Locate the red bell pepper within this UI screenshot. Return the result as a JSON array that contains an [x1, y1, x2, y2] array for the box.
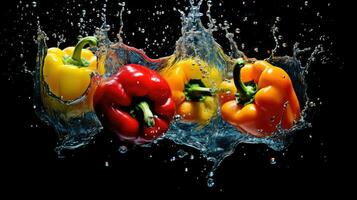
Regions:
[[93, 64, 176, 144]]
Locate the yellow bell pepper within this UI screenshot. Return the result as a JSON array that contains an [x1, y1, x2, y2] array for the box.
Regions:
[[160, 58, 223, 125], [41, 36, 105, 118], [43, 36, 104, 101]]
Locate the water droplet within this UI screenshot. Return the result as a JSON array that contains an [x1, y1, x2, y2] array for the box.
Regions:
[[207, 157, 216, 163], [223, 20, 229, 26], [174, 115, 182, 121], [118, 145, 128, 154], [283, 102, 288, 108], [270, 116, 276, 122], [177, 149, 188, 158], [190, 154, 195, 160], [270, 157, 277, 165], [207, 178, 215, 187], [309, 101, 316, 107], [241, 43, 245, 49]]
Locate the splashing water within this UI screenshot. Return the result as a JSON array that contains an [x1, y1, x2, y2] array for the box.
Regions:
[[33, 0, 324, 184], [159, 0, 315, 176]]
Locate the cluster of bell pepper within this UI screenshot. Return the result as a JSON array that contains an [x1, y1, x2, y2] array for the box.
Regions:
[[43, 36, 176, 144], [42, 36, 301, 144]]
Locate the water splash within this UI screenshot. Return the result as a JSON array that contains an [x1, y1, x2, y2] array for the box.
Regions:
[[117, 2, 126, 43], [32, 0, 325, 185], [173, 0, 230, 75], [159, 1, 322, 184]]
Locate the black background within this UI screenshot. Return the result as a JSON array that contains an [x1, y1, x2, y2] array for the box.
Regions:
[[1, 0, 344, 194]]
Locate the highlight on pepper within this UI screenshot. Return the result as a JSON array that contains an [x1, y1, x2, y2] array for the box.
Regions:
[[219, 58, 301, 137]]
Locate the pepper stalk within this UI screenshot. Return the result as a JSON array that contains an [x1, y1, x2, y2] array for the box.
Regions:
[[184, 79, 213, 101], [233, 58, 257, 105], [64, 36, 98, 67], [137, 101, 155, 127]]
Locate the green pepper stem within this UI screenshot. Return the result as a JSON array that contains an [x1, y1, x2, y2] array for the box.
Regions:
[[233, 58, 257, 105], [186, 84, 212, 94], [67, 36, 97, 67], [137, 101, 155, 127], [184, 80, 213, 102]]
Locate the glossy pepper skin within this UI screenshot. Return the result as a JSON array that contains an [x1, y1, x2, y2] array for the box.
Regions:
[[219, 58, 300, 137], [160, 58, 223, 125], [43, 36, 105, 102], [93, 64, 176, 144]]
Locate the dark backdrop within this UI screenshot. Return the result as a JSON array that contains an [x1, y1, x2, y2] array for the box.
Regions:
[[1, 0, 343, 194]]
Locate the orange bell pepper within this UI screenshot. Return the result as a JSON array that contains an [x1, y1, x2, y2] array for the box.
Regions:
[[219, 58, 300, 137]]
